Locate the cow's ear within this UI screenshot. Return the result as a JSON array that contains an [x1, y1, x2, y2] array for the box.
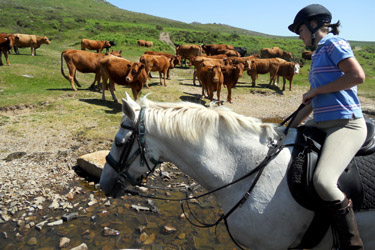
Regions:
[[119, 50, 122, 54], [127, 64, 132, 68], [139, 64, 145, 69]]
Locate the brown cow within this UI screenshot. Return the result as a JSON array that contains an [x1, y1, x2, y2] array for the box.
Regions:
[[260, 47, 293, 61], [247, 58, 282, 86], [137, 40, 146, 46], [144, 41, 153, 47], [196, 62, 224, 105], [13, 34, 50, 56], [201, 44, 235, 56], [139, 54, 174, 87], [0, 33, 15, 66], [100, 56, 148, 102], [81, 39, 111, 53], [190, 55, 227, 86], [222, 62, 245, 103], [175, 44, 202, 67], [302, 51, 313, 60], [276, 61, 300, 91], [229, 55, 259, 70], [144, 51, 181, 78], [61, 49, 122, 91]]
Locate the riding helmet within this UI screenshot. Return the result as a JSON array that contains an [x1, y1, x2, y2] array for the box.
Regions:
[[288, 4, 332, 34]]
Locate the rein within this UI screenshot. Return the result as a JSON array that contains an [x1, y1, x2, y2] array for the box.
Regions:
[[106, 104, 304, 250]]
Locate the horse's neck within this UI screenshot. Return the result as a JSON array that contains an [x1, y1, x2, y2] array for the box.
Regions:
[[149, 130, 271, 192]]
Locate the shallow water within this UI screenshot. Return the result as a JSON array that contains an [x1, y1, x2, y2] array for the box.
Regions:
[[0, 165, 238, 250]]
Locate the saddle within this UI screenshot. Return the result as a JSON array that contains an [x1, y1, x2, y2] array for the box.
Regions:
[[287, 118, 375, 249]]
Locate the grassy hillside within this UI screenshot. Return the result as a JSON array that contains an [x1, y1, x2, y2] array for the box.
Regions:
[[0, 0, 374, 106]]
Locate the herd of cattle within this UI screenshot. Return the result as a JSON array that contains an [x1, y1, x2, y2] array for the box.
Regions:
[[0, 32, 309, 105]]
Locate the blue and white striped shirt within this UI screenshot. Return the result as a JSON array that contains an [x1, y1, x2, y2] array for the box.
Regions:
[[309, 33, 363, 122]]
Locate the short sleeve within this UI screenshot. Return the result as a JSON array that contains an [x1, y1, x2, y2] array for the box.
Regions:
[[327, 38, 354, 66]]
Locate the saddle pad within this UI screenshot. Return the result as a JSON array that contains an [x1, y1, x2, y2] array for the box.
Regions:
[[353, 153, 375, 210], [288, 151, 375, 212]]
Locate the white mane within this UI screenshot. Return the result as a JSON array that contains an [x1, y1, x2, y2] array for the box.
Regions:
[[139, 97, 279, 144]]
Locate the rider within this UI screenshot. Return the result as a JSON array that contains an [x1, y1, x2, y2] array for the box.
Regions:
[[288, 4, 366, 250]]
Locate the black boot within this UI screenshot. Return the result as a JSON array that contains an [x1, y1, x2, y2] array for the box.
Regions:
[[330, 197, 364, 250]]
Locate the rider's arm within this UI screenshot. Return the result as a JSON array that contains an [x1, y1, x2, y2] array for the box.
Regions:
[[290, 102, 313, 128]]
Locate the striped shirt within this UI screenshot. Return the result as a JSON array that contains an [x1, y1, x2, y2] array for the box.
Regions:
[[309, 33, 363, 122]]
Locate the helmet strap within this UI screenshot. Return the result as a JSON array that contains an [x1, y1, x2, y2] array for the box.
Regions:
[[304, 20, 318, 50]]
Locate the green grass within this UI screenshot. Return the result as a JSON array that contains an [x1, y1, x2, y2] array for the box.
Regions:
[[0, 0, 374, 120]]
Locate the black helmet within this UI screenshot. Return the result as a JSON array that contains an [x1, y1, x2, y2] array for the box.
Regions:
[[288, 4, 332, 34]]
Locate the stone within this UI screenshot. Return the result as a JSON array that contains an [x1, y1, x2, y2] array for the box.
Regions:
[[47, 219, 63, 226], [70, 243, 88, 250], [62, 212, 78, 222], [177, 233, 186, 240], [76, 150, 109, 178], [59, 237, 70, 248], [35, 220, 48, 231], [103, 226, 120, 236], [27, 237, 38, 246], [162, 225, 176, 234]]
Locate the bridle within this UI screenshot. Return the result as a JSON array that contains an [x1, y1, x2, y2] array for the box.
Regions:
[[105, 108, 161, 196]]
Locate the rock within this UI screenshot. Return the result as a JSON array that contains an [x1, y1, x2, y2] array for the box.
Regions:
[[47, 219, 63, 226], [131, 204, 150, 212], [3, 152, 27, 162], [144, 233, 155, 244], [70, 243, 88, 250], [35, 220, 48, 231], [62, 212, 78, 222], [177, 233, 186, 240], [139, 232, 155, 244], [0, 213, 11, 222], [76, 150, 109, 178], [162, 225, 176, 234], [59, 237, 70, 248], [103, 226, 120, 236], [48, 199, 60, 209], [27, 237, 38, 246]]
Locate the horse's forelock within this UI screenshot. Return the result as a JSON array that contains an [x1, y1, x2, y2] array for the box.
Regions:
[[139, 97, 277, 143]]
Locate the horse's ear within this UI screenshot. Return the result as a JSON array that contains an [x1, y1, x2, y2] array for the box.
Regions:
[[122, 92, 139, 121], [122, 98, 135, 121]]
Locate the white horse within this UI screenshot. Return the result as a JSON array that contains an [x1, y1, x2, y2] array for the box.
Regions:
[[99, 94, 375, 250]]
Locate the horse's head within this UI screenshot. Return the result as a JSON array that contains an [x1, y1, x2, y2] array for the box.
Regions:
[[100, 93, 160, 197]]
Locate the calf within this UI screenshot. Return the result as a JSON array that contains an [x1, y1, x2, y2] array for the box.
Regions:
[[190, 55, 227, 86], [0, 33, 15, 66], [276, 62, 300, 91], [139, 54, 174, 87], [247, 58, 281, 86], [13, 34, 50, 56], [100, 56, 148, 102], [61, 49, 122, 91], [197, 62, 224, 105], [144, 51, 181, 78], [81, 39, 111, 53], [222, 63, 245, 103]]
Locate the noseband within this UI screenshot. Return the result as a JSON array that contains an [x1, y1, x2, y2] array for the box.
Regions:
[[105, 108, 161, 193]]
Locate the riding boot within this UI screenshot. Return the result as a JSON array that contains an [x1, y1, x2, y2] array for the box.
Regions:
[[329, 197, 364, 250]]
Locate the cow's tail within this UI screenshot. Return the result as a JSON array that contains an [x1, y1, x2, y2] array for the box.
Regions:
[[61, 51, 69, 80]]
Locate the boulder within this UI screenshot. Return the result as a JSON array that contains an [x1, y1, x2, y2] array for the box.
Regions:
[[77, 150, 109, 178]]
